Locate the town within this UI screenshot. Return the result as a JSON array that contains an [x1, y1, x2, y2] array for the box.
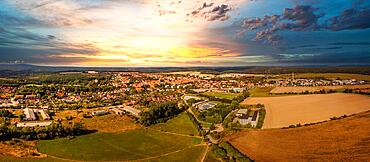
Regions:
[[0, 71, 369, 161], [0, 71, 368, 129]]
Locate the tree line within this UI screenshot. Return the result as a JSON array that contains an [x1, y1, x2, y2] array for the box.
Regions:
[[0, 122, 89, 141]]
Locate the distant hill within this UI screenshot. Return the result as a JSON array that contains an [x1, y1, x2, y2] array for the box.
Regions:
[[0, 63, 369, 77]]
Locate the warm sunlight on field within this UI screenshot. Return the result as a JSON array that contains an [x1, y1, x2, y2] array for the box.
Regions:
[[243, 93, 370, 128], [227, 111, 370, 161]]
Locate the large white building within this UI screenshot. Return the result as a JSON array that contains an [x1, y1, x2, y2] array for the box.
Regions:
[[23, 108, 36, 121]]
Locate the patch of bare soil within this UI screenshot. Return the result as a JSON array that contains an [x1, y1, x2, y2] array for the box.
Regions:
[[0, 140, 46, 158], [82, 114, 141, 133]]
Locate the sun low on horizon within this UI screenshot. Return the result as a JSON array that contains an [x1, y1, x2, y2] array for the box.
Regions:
[[0, 0, 370, 66]]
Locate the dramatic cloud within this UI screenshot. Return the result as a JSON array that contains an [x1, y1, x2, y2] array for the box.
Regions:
[[239, 1, 370, 45], [281, 5, 321, 31], [0, 0, 369, 66], [240, 5, 322, 44], [326, 8, 370, 31], [188, 3, 232, 21]]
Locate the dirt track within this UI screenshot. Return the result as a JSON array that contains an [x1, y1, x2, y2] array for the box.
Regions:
[[243, 93, 370, 128]]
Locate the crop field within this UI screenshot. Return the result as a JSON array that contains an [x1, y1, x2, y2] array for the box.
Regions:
[[227, 111, 370, 161], [151, 112, 199, 135], [37, 128, 202, 161], [82, 114, 140, 133], [270, 84, 370, 94], [203, 92, 239, 100], [242, 93, 370, 128], [0, 146, 207, 162], [153, 145, 207, 162], [277, 73, 370, 81], [248, 87, 278, 97]]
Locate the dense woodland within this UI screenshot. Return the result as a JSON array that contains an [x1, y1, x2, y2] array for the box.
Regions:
[[139, 101, 183, 126]]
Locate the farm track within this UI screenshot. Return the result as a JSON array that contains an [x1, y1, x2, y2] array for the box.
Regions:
[[146, 127, 203, 138], [200, 145, 209, 162]]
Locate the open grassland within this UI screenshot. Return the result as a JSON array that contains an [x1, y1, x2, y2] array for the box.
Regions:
[[203, 92, 239, 100], [151, 112, 199, 135], [242, 93, 370, 128], [151, 145, 207, 162], [54, 109, 140, 133], [227, 111, 370, 161], [0, 146, 207, 162], [37, 128, 202, 161], [0, 146, 206, 162], [271, 84, 370, 94], [82, 114, 140, 133], [278, 73, 370, 81], [248, 87, 278, 97]]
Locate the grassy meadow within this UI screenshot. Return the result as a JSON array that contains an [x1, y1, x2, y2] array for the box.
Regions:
[[151, 145, 207, 162], [203, 92, 239, 100], [37, 128, 201, 161], [248, 87, 275, 97], [150, 112, 199, 135]]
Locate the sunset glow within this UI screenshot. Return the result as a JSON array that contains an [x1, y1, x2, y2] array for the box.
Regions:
[[1, 0, 369, 66]]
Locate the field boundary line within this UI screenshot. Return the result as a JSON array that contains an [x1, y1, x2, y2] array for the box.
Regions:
[[46, 154, 84, 162], [200, 145, 209, 162], [146, 127, 203, 139]]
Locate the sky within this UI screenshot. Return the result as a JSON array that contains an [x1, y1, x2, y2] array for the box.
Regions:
[[0, 0, 370, 67]]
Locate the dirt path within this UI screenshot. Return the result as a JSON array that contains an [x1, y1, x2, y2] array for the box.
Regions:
[[46, 155, 84, 162], [133, 144, 207, 162], [147, 127, 203, 138], [200, 145, 209, 162]]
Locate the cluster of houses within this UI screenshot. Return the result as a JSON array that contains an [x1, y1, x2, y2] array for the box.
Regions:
[[273, 78, 367, 87]]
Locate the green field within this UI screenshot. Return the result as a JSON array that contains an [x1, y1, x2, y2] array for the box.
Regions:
[[37, 128, 202, 161], [204, 92, 239, 100], [151, 112, 199, 136], [248, 87, 297, 97], [0, 146, 206, 162], [278, 73, 370, 81], [248, 87, 275, 97], [200, 121, 213, 129], [151, 145, 207, 162]]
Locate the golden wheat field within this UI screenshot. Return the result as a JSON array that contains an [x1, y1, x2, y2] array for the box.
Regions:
[[270, 84, 370, 94], [242, 93, 370, 128], [227, 111, 370, 162]]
